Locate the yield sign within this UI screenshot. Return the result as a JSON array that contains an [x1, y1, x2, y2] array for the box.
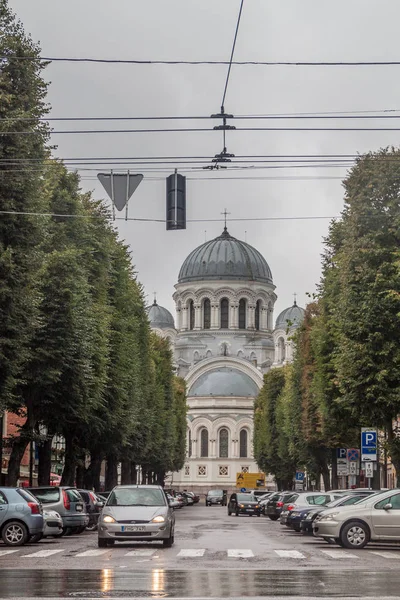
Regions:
[[97, 173, 143, 211]]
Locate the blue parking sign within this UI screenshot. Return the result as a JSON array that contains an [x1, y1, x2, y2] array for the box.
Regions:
[[295, 471, 305, 482], [361, 428, 377, 461]]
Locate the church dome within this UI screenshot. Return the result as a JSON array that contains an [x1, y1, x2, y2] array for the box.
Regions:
[[275, 302, 305, 330], [178, 227, 273, 284], [146, 300, 175, 330], [188, 367, 260, 397]]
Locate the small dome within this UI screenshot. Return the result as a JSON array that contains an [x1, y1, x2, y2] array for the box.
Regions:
[[188, 367, 259, 397], [146, 300, 175, 330], [178, 228, 273, 284], [275, 302, 305, 330]]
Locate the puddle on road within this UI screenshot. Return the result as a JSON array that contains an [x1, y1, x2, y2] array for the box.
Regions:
[[1, 569, 400, 597]]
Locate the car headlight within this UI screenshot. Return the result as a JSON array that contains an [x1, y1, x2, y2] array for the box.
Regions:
[[239, 504, 245, 508], [103, 515, 116, 523], [302, 512, 309, 518], [320, 512, 339, 521], [152, 515, 165, 523], [255, 505, 260, 509]]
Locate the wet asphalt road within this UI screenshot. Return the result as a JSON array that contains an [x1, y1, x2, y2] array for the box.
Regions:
[[1, 503, 400, 598]]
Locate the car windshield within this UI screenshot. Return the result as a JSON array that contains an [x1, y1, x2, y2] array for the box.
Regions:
[[107, 488, 166, 507], [237, 494, 256, 502], [208, 490, 223, 496]]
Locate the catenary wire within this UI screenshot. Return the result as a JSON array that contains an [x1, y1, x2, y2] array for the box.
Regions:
[[5, 127, 400, 135], [221, 0, 244, 109]]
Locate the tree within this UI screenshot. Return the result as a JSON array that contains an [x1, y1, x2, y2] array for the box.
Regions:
[[327, 149, 400, 484]]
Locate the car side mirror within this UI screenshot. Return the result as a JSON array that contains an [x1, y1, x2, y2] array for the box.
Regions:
[[384, 503, 393, 510], [95, 501, 104, 508]]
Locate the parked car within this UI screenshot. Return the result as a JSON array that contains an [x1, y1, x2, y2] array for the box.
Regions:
[[266, 492, 297, 521], [175, 493, 188, 506], [28, 486, 88, 536], [31, 509, 64, 542], [280, 492, 340, 529], [166, 494, 181, 510], [313, 489, 400, 549], [206, 489, 225, 506], [0, 487, 44, 546], [97, 491, 112, 503], [183, 491, 200, 503], [78, 489, 104, 531], [227, 492, 261, 517], [98, 484, 175, 548], [181, 492, 194, 505], [300, 492, 374, 534], [258, 492, 274, 514]]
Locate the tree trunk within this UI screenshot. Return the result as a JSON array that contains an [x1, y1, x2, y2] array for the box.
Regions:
[[105, 455, 118, 490], [38, 438, 52, 486], [7, 435, 30, 486], [61, 433, 77, 486], [76, 463, 85, 489], [84, 455, 102, 491], [321, 462, 331, 491], [331, 449, 338, 490], [121, 460, 132, 485]]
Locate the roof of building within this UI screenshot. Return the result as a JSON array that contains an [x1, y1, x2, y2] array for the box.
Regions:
[[188, 367, 260, 397], [275, 301, 305, 330], [146, 300, 175, 330], [178, 227, 273, 284]]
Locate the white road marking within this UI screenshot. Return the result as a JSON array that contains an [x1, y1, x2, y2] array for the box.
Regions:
[[22, 549, 65, 558], [275, 550, 306, 559], [321, 550, 358, 559], [0, 550, 19, 557], [75, 549, 109, 557], [124, 549, 157, 557], [227, 549, 254, 558], [370, 551, 400, 559], [177, 549, 205, 557]]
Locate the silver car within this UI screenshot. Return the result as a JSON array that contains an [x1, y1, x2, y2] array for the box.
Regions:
[[98, 485, 175, 548], [0, 487, 44, 546], [313, 489, 400, 549]]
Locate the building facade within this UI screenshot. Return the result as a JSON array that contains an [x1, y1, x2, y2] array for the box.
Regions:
[[147, 227, 304, 490]]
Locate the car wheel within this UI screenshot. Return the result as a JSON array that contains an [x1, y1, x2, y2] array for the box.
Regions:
[[293, 526, 300, 532], [2, 521, 29, 546], [76, 526, 86, 534], [62, 527, 73, 536], [107, 540, 115, 546], [228, 510, 231, 516], [86, 523, 98, 532], [98, 538, 108, 548], [235, 511, 239, 517], [30, 533, 44, 543], [257, 514, 261, 517], [268, 515, 279, 521], [163, 531, 174, 548], [340, 521, 369, 549]]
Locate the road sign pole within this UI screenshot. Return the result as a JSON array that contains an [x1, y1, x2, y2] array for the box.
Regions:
[[125, 170, 130, 221], [110, 169, 115, 221]]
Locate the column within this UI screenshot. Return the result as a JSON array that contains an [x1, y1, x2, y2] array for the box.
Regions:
[[248, 304, 255, 329], [229, 303, 238, 329], [261, 306, 268, 330], [194, 303, 202, 330], [211, 303, 219, 329], [182, 306, 188, 331], [176, 307, 182, 330]]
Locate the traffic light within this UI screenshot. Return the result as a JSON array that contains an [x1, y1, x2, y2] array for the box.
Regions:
[[166, 172, 186, 230]]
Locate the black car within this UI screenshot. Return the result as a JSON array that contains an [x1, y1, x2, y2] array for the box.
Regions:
[[78, 489, 104, 531], [228, 492, 261, 517], [266, 491, 297, 521], [206, 489, 225, 506]]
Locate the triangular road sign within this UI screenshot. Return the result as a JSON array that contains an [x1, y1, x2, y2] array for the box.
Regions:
[[97, 173, 143, 211]]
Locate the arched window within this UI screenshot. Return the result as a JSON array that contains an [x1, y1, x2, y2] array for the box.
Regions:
[[239, 299, 246, 329], [200, 428, 209, 458], [220, 298, 229, 329], [203, 298, 211, 329], [240, 429, 248, 458], [189, 300, 195, 330], [255, 300, 261, 331], [219, 428, 229, 458], [278, 337, 286, 362], [188, 429, 192, 457]]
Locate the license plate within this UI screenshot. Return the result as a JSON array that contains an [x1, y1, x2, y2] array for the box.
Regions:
[[76, 504, 83, 511], [121, 526, 145, 532], [246, 509, 253, 512]]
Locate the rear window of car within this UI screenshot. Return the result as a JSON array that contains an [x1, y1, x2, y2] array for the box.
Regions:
[[29, 488, 60, 503], [270, 493, 280, 502], [78, 491, 89, 502], [16, 489, 38, 503], [66, 489, 83, 502], [306, 495, 331, 505], [283, 493, 297, 502]]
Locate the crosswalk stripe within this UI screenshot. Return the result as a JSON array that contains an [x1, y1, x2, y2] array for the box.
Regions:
[[177, 549, 205, 557], [75, 549, 108, 557], [22, 549, 64, 558], [275, 550, 306, 559], [370, 551, 400, 559], [321, 550, 358, 559], [124, 549, 157, 557], [227, 549, 254, 558], [0, 550, 19, 557]]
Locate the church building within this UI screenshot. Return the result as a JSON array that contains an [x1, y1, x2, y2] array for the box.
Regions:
[[146, 227, 304, 490]]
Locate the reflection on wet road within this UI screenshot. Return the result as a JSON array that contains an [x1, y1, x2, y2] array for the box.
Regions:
[[0, 569, 400, 598]]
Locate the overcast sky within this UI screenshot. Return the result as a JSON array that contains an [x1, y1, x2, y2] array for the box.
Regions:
[[8, 0, 400, 318]]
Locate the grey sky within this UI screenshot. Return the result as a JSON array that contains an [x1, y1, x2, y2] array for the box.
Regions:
[[8, 0, 400, 318]]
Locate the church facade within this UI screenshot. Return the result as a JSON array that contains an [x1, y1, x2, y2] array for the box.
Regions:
[[146, 227, 304, 490]]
